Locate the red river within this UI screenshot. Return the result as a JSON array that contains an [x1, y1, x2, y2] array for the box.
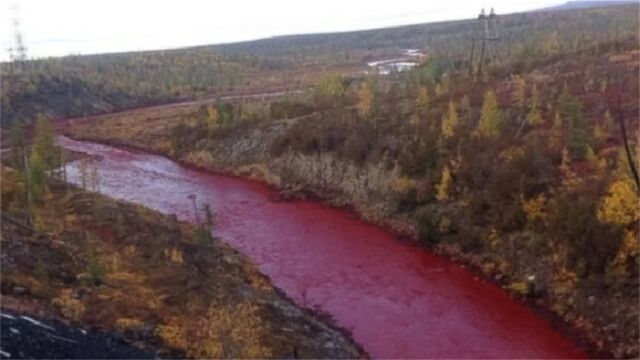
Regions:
[[57, 135, 586, 359]]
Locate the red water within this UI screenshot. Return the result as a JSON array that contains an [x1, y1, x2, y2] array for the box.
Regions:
[[57, 135, 586, 359]]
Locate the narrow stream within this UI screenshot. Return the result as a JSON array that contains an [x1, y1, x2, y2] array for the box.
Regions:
[[57, 135, 586, 359]]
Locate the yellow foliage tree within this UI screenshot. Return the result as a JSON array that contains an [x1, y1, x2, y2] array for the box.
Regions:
[[441, 101, 459, 139], [522, 194, 547, 225], [527, 84, 543, 125], [597, 179, 640, 226], [317, 74, 344, 99], [511, 75, 526, 111], [199, 302, 272, 358], [436, 165, 452, 201], [542, 31, 560, 56], [553, 111, 563, 129], [477, 89, 504, 138], [416, 85, 429, 113], [356, 81, 375, 118], [608, 230, 640, 279], [598, 179, 640, 281], [392, 176, 414, 194]]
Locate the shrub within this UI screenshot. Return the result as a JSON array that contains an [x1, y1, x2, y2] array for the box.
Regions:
[[415, 207, 441, 247], [52, 289, 85, 321], [88, 256, 105, 286]]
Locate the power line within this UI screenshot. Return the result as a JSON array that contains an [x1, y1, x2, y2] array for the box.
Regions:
[[468, 8, 501, 76], [7, 3, 28, 74]]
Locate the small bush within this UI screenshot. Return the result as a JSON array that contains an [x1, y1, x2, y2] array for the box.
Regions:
[[415, 207, 442, 247], [88, 256, 105, 286], [52, 289, 85, 321]]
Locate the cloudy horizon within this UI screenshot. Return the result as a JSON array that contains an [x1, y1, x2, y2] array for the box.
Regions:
[[1, 0, 563, 61]]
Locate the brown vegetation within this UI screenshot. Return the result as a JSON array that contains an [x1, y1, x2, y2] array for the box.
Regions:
[[0, 168, 365, 358], [66, 36, 640, 357]]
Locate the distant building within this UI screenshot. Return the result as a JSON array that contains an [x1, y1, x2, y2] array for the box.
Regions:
[[366, 48, 426, 75]]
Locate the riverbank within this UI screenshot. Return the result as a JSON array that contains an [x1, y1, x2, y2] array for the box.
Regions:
[[0, 167, 366, 358], [62, 128, 609, 358], [62, 86, 638, 358], [54, 134, 594, 358]]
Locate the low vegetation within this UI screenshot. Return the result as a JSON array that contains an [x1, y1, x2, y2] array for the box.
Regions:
[[2, 3, 638, 358], [2, 4, 637, 127], [0, 123, 364, 358], [67, 20, 639, 358]]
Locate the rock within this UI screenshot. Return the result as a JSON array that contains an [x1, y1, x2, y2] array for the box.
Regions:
[[494, 274, 504, 281], [11, 286, 28, 296], [222, 255, 239, 265], [323, 340, 336, 349]]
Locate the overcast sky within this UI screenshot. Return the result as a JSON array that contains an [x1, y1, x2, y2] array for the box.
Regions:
[[0, 0, 563, 61]]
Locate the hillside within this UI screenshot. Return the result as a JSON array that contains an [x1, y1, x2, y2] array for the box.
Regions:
[[1, 4, 638, 127], [2, 3, 639, 357], [0, 166, 365, 358], [65, 32, 640, 357]]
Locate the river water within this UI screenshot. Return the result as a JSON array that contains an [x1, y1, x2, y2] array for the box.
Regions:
[[57, 135, 586, 359]]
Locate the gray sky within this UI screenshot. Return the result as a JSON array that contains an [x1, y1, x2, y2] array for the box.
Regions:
[[1, 0, 562, 61]]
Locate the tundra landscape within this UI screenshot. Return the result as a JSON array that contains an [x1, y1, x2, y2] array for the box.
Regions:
[[1, 1, 639, 359]]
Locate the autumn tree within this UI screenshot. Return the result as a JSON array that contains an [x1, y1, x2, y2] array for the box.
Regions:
[[556, 83, 576, 120], [568, 98, 588, 160], [356, 80, 375, 119], [315, 74, 345, 108], [597, 178, 640, 280], [477, 89, 504, 138], [527, 84, 543, 125], [416, 85, 430, 113], [441, 101, 459, 139], [33, 115, 56, 169], [512, 74, 526, 111], [29, 149, 45, 203], [436, 165, 453, 201]]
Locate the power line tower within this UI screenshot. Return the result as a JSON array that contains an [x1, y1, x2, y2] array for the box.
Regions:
[[7, 3, 28, 74], [468, 8, 501, 76]]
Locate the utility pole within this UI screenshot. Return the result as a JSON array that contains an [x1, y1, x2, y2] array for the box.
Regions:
[[469, 8, 501, 76], [8, 3, 28, 74]]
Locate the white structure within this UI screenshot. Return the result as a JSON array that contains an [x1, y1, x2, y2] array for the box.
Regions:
[[366, 48, 426, 75]]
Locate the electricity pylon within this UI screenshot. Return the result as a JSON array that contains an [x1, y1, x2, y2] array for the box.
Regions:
[[7, 3, 28, 74], [469, 8, 501, 76]]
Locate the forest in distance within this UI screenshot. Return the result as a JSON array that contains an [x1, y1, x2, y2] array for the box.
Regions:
[[1, 1, 639, 359], [1, 3, 638, 127]]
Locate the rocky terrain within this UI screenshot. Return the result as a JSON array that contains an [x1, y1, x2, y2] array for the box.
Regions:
[[0, 310, 154, 359]]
